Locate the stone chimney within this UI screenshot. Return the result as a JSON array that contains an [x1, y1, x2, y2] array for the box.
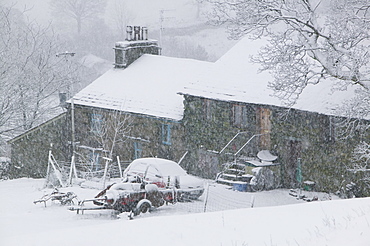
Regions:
[[114, 26, 160, 68]]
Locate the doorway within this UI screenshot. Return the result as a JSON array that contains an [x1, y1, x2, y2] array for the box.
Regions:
[[257, 107, 271, 149], [283, 139, 302, 188]]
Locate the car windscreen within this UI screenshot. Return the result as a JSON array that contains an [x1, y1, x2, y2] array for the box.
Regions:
[[154, 161, 187, 176], [125, 161, 148, 177], [125, 159, 187, 177]]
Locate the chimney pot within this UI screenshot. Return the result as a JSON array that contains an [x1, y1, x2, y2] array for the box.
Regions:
[[115, 26, 160, 68], [126, 26, 133, 41], [134, 26, 141, 40], [141, 27, 148, 40]]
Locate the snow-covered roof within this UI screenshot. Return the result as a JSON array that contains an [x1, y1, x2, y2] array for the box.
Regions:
[[73, 37, 361, 122], [180, 37, 360, 118], [72, 54, 212, 121]]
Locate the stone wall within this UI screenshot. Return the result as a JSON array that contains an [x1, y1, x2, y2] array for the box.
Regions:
[[182, 95, 365, 192], [9, 105, 187, 178], [69, 106, 187, 169], [9, 113, 69, 178], [9, 94, 368, 195]]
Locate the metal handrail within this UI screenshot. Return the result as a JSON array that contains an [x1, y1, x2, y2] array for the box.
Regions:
[[219, 132, 270, 155], [234, 133, 269, 157], [218, 131, 247, 154]]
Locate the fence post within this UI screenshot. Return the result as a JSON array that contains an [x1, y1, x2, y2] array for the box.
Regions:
[[68, 155, 74, 185], [117, 156, 123, 180], [45, 147, 64, 188], [43, 146, 52, 188], [102, 157, 112, 189], [203, 183, 210, 213], [250, 195, 255, 208]]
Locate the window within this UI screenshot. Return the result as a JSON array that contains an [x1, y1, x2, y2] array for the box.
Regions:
[[258, 107, 271, 149], [203, 99, 213, 120], [161, 124, 171, 145], [232, 104, 247, 127], [91, 113, 103, 134], [134, 142, 142, 159], [326, 116, 336, 143]]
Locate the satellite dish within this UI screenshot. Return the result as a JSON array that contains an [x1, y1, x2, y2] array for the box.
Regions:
[[257, 150, 278, 162]]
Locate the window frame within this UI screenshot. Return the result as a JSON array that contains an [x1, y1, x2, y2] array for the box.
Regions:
[[134, 142, 142, 159], [232, 104, 247, 128], [91, 113, 103, 135], [161, 123, 172, 145], [327, 116, 336, 143], [203, 98, 213, 120]]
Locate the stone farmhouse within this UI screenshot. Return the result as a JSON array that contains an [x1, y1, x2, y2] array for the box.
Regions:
[[179, 38, 368, 192], [9, 28, 368, 193], [9, 26, 212, 178]]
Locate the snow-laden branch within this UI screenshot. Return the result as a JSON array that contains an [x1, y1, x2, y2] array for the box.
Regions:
[[207, 0, 370, 98], [207, 1, 370, 167], [353, 141, 370, 163], [0, 5, 80, 136]]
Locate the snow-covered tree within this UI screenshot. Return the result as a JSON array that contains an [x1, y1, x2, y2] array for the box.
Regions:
[[207, 0, 370, 102], [50, 0, 107, 34], [351, 142, 370, 171], [207, 0, 370, 194], [0, 6, 78, 136], [336, 87, 370, 139], [338, 90, 370, 196]]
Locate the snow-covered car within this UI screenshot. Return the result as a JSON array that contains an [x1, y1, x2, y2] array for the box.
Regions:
[[123, 158, 204, 200]]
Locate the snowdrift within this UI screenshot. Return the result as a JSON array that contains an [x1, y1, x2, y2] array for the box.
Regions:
[[0, 178, 369, 246]]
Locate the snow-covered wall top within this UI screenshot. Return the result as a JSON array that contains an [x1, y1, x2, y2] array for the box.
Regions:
[[72, 54, 212, 121], [115, 39, 158, 48], [180, 37, 361, 118]]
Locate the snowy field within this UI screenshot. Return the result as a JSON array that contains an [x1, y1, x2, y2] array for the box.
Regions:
[[1, 178, 370, 246]]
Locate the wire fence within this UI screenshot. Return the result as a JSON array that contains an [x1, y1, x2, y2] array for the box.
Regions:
[[204, 184, 255, 212], [163, 183, 255, 215], [50, 160, 255, 214], [54, 160, 129, 181]]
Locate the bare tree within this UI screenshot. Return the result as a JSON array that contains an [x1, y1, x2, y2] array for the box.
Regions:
[[207, 0, 370, 102], [0, 6, 22, 135], [110, 0, 135, 39], [194, 0, 206, 20], [91, 108, 132, 161], [350, 142, 370, 171], [50, 0, 107, 34], [0, 6, 78, 136]]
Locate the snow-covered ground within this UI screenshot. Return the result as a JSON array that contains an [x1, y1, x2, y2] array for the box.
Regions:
[[1, 178, 369, 246]]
